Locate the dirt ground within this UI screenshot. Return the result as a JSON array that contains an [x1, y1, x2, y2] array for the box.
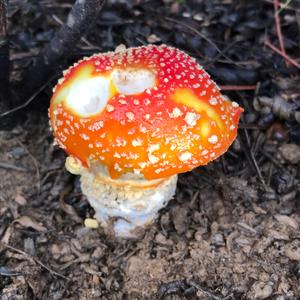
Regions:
[[1, 0, 300, 299]]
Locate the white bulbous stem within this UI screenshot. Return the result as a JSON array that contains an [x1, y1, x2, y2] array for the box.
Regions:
[[65, 157, 177, 237]]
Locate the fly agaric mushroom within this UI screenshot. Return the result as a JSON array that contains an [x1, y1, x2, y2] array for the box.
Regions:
[[49, 44, 243, 237]]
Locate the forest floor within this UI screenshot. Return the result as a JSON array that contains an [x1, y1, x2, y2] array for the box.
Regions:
[[0, 0, 300, 299]]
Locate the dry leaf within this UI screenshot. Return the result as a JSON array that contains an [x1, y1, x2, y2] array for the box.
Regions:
[[1, 226, 12, 244], [285, 245, 300, 261], [14, 194, 27, 206], [274, 214, 298, 230], [13, 216, 47, 232]]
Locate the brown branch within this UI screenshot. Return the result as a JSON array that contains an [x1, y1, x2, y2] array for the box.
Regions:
[[0, 0, 7, 36], [274, 0, 285, 54], [0, 0, 10, 110], [273, 0, 288, 66], [17, 0, 105, 106], [219, 85, 257, 91]]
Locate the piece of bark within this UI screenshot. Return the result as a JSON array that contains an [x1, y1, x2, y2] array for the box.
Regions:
[[18, 0, 105, 105]]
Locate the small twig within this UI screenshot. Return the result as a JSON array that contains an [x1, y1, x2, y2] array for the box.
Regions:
[[265, 40, 300, 69], [0, 162, 31, 172], [0, 0, 10, 110], [0, 241, 68, 280], [205, 40, 241, 66], [164, 16, 236, 64], [0, 75, 54, 118], [187, 280, 233, 300], [238, 124, 263, 130], [243, 128, 268, 191], [277, 0, 295, 14], [16, 139, 41, 191], [0, 266, 25, 277], [273, 0, 287, 63], [40, 169, 61, 186], [259, 150, 285, 171], [219, 85, 257, 91]]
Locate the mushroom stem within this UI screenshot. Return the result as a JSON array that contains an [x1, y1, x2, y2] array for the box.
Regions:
[[66, 157, 177, 237]]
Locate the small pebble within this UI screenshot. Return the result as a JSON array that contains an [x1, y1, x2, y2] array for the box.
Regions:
[[279, 144, 300, 164], [147, 34, 161, 43], [84, 218, 99, 229], [193, 13, 203, 21], [211, 233, 224, 246], [285, 244, 300, 261], [250, 281, 273, 299]]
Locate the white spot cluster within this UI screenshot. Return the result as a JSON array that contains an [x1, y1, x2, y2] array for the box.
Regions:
[[106, 104, 115, 112], [178, 151, 192, 162], [208, 135, 218, 144], [169, 107, 182, 118], [148, 154, 159, 164], [125, 112, 135, 121], [132, 138, 143, 147], [184, 112, 199, 126], [148, 144, 160, 153], [209, 97, 218, 106]]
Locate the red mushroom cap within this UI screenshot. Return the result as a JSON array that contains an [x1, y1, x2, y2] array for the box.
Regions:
[[49, 45, 243, 180]]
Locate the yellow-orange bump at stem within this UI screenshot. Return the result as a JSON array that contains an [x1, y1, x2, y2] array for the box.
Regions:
[[49, 44, 243, 237]]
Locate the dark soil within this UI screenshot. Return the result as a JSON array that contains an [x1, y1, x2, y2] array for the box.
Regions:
[[1, 0, 300, 299]]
